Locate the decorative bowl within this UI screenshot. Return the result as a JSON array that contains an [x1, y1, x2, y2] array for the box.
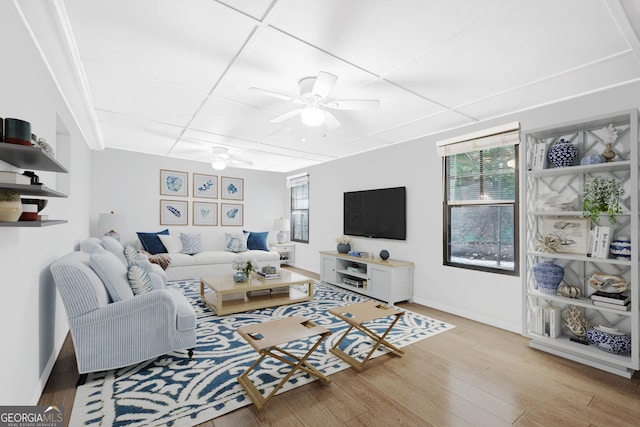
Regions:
[[586, 326, 631, 354]]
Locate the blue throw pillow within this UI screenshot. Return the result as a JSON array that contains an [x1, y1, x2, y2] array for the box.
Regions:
[[225, 232, 249, 253], [244, 230, 270, 251], [180, 233, 202, 255], [136, 229, 169, 254]]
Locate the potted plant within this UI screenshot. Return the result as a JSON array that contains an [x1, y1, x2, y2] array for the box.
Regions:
[[232, 255, 258, 282], [336, 236, 352, 253], [582, 176, 624, 225]]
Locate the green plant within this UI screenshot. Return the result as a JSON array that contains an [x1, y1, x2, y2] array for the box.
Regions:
[[0, 189, 20, 202], [582, 176, 624, 225]]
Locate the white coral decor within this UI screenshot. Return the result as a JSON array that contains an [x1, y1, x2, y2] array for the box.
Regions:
[[603, 123, 618, 144]]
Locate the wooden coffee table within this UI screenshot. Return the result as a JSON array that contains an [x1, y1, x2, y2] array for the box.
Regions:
[[200, 270, 314, 315]]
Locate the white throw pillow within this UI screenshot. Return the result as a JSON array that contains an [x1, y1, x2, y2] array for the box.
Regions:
[[180, 233, 202, 255], [158, 234, 183, 254], [127, 264, 153, 295], [89, 252, 133, 302], [225, 232, 249, 253]]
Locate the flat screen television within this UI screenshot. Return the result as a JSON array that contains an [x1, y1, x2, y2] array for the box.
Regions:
[[343, 186, 406, 240]]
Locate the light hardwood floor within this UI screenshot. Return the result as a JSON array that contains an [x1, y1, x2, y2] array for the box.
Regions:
[[40, 267, 640, 426]]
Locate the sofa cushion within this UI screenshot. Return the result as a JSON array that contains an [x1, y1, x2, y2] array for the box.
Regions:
[[80, 237, 105, 254], [192, 251, 238, 265], [181, 233, 202, 254], [165, 253, 197, 267], [137, 229, 169, 254], [200, 231, 227, 251], [225, 232, 249, 252], [245, 230, 270, 251], [158, 234, 183, 253], [89, 252, 133, 302], [102, 236, 127, 265], [127, 264, 153, 295]]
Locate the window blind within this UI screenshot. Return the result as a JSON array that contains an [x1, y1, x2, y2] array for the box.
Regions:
[[437, 122, 520, 157], [287, 173, 309, 188]]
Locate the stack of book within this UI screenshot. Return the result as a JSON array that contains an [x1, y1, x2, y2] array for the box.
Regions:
[[591, 291, 630, 311], [256, 271, 281, 279], [347, 250, 369, 258]]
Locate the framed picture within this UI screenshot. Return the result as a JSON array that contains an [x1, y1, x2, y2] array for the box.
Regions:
[[193, 173, 218, 198], [160, 169, 188, 197], [160, 199, 188, 225], [221, 176, 244, 200], [542, 217, 590, 255], [221, 203, 243, 226], [193, 202, 217, 226]]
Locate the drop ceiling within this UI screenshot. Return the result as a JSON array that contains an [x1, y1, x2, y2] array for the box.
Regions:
[[17, 0, 640, 172]]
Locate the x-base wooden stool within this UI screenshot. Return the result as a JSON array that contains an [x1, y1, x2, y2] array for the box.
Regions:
[[236, 316, 332, 410], [329, 300, 405, 372]]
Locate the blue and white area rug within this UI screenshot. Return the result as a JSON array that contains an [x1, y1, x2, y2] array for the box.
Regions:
[[70, 280, 455, 426]]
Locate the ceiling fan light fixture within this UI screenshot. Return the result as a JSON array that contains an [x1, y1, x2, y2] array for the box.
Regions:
[[211, 158, 227, 170], [300, 106, 324, 127]]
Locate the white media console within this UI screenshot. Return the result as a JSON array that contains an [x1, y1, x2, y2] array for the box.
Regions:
[[319, 251, 414, 306]]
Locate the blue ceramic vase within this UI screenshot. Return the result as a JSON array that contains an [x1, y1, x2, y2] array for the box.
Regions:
[[548, 138, 578, 168], [233, 271, 247, 282], [337, 243, 350, 254], [610, 237, 631, 260], [532, 261, 564, 294]]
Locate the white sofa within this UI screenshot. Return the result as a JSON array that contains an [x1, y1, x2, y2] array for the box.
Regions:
[[133, 230, 281, 281]]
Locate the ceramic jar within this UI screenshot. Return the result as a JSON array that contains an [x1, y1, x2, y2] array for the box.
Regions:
[[548, 138, 578, 168], [580, 154, 606, 165], [337, 243, 350, 253], [233, 271, 247, 282], [0, 190, 22, 222], [610, 237, 631, 260], [532, 260, 564, 294]]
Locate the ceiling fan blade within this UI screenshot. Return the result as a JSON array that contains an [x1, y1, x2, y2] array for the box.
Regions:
[[269, 108, 303, 123], [249, 87, 303, 104], [323, 110, 341, 129], [325, 99, 380, 110], [229, 158, 253, 167], [312, 72, 338, 99]]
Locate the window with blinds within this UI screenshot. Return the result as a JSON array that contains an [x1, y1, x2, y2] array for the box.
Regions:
[[441, 123, 519, 275], [289, 174, 309, 243]]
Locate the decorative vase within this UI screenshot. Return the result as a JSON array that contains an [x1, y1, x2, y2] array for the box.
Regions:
[[532, 260, 564, 295], [337, 243, 350, 253], [233, 271, 247, 282], [610, 237, 631, 260], [0, 190, 23, 222], [547, 138, 578, 168], [379, 249, 390, 260], [601, 142, 616, 162], [580, 154, 606, 165]]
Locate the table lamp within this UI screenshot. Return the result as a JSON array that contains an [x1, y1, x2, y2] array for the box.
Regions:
[[98, 211, 126, 241], [273, 217, 290, 244]]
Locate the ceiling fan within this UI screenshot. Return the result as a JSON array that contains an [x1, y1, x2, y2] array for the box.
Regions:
[[210, 147, 252, 171], [250, 71, 380, 128]]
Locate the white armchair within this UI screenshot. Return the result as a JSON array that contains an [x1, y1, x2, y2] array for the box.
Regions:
[[50, 251, 196, 374]]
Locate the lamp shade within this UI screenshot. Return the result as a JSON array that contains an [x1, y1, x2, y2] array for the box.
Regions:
[[98, 211, 126, 241], [273, 218, 290, 244]]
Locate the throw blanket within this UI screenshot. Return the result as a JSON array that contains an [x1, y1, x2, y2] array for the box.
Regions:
[[142, 251, 171, 270]]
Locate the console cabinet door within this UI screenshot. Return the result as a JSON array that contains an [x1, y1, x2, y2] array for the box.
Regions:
[[368, 265, 390, 301], [320, 255, 337, 284]]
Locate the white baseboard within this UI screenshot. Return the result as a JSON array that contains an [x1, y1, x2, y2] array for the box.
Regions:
[[32, 328, 69, 404], [411, 296, 521, 334]]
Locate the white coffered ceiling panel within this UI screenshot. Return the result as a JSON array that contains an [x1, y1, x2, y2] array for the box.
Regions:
[[386, 0, 631, 108], [66, 0, 258, 92], [457, 52, 640, 120], [18, 0, 640, 171], [96, 111, 184, 156], [84, 62, 208, 127]]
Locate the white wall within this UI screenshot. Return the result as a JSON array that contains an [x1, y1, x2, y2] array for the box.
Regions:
[[293, 81, 640, 333], [0, 3, 93, 405], [90, 149, 287, 246]]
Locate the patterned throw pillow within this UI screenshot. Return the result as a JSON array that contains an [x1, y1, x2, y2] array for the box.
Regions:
[[127, 264, 153, 295], [123, 245, 139, 265], [225, 232, 249, 252], [180, 233, 202, 255]]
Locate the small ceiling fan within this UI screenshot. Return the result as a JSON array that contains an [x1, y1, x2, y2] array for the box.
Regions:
[[210, 147, 252, 170], [250, 71, 380, 128]]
